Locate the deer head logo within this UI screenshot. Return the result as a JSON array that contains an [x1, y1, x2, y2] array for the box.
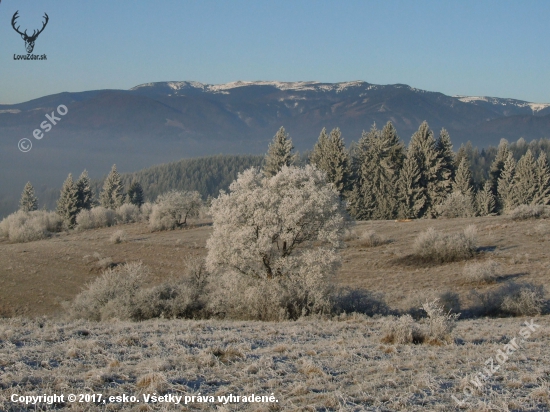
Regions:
[[11, 11, 49, 54]]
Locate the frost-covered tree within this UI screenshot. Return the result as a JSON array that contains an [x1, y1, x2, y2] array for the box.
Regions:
[[534, 152, 550, 205], [100, 164, 124, 210], [497, 151, 518, 213], [408, 121, 442, 217], [513, 149, 538, 206], [149, 190, 202, 231], [76, 170, 94, 212], [476, 181, 496, 216], [434, 129, 455, 206], [19, 182, 38, 212], [309, 128, 352, 196], [396, 150, 425, 219], [57, 174, 79, 227], [489, 140, 510, 211], [453, 157, 474, 197], [206, 165, 345, 281], [264, 127, 295, 177], [127, 181, 144, 207], [348, 122, 404, 220]]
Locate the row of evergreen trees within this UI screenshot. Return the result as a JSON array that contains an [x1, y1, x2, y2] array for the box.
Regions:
[[264, 123, 550, 220], [20, 166, 145, 227], [19, 121, 550, 225]]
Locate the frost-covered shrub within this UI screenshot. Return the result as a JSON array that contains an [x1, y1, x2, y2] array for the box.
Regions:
[[421, 298, 460, 343], [206, 166, 346, 319], [110, 229, 127, 244], [115, 203, 140, 224], [413, 225, 477, 262], [149, 190, 202, 231], [436, 192, 475, 218], [360, 230, 385, 247], [0, 210, 63, 243], [68, 261, 207, 321], [381, 315, 424, 344], [463, 260, 499, 284], [76, 206, 116, 230], [68, 262, 148, 321], [140, 201, 154, 222], [470, 282, 546, 317], [509, 205, 549, 221]]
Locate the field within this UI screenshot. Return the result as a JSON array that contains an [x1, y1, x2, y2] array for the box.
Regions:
[[0, 215, 549, 410]]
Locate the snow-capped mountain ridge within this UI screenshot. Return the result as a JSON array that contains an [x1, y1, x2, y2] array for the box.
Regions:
[[131, 80, 550, 114]]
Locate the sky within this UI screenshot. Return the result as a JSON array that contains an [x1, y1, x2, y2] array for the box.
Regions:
[[1, 0, 550, 104]]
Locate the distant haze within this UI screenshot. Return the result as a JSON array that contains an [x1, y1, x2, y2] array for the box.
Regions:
[[1, 79, 550, 217]]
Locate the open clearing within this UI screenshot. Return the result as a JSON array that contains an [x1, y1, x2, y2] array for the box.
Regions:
[[1, 215, 549, 317], [0, 215, 549, 410]]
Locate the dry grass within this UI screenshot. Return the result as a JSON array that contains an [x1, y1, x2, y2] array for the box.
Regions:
[[1, 213, 550, 410], [0, 315, 548, 411]]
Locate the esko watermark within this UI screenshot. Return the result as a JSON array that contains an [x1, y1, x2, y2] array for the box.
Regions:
[[451, 319, 541, 407], [18, 104, 68, 153]]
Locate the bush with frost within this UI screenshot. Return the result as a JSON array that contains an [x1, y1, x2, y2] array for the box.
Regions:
[[508, 204, 549, 221], [206, 166, 346, 320], [463, 260, 499, 284], [413, 225, 477, 262], [0, 210, 63, 243], [115, 203, 141, 224], [76, 206, 116, 230], [470, 282, 546, 317], [149, 190, 202, 231]]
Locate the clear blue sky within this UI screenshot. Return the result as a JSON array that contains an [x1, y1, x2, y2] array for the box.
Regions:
[[1, 0, 550, 104]]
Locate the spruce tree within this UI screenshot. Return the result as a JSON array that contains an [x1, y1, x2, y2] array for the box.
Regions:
[[57, 174, 79, 227], [434, 128, 455, 206], [127, 181, 145, 207], [309, 128, 351, 196], [264, 126, 295, 177], [497, 151, 517, 213], [534, 151, 550, 205], [476, 181, 496, 216], [396, 150, 425, 219], [76, 170, 93, 212], [19, 182, 38, 212], [100, 164, 125, 209], [408, 121, 442, 217], [348, 122, 404, 220], [453, 157, 474, 197], [489, 140, 510, 211], [513, 149, 538, 206]]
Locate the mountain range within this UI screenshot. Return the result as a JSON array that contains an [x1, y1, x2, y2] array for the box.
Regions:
[[1, 80, 550, 216]]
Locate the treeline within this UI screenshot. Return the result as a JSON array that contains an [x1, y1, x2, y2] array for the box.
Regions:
[[91, 154, 265, 202], [16, 123, 550, 221]]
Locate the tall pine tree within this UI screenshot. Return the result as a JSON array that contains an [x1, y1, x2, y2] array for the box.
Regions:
[[57, 174, 79, 227], [348, 122, 404, 220], [19, 182, 38, 212], [453, 157, 474, 197], [434, 128, 455, 206], [408, 121, 442, 217], [476, 181, 496, 216], [396, 150, 425, 219], [534, 152, 550, 205], [127, 181, 145, 207], [76, 170, 94, 212], [513, 149, 538, 206], [489, 140, 510, 212], [264, 127, 295, 177], [309, 128, 352, 196], [497, 151, 518, 213], [100, 164, 124, 209]]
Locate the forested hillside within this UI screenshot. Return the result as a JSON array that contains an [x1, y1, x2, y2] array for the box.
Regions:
[[92, 154, 265, 202]]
